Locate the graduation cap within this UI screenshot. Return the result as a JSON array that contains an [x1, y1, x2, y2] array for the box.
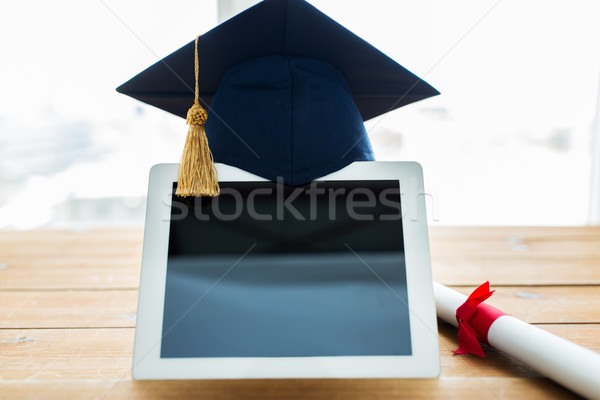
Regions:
[[117, 0, 439, 197]]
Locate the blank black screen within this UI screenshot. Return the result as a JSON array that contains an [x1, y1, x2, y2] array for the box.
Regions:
[[161, 180, 411, 358]]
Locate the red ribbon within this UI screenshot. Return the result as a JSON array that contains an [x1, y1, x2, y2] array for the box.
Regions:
[[454, 281, 508, 357]]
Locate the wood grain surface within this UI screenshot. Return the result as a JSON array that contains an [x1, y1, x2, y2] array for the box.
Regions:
[[0, 227, 598, 399]]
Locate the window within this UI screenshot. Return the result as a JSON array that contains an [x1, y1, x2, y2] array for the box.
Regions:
[[1, 0, 599, 228]]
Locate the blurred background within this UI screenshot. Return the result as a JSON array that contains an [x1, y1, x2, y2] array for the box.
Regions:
[[1, 0, 599, 229]]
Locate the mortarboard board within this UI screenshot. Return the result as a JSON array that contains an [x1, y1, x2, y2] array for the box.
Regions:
[[117, 0, 439, 196]]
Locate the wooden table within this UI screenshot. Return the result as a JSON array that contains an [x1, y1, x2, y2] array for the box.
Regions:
[[1, 227, 598, 399]]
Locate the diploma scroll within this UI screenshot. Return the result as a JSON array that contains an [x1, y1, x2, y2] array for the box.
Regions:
[[434, 281, 600, 400]]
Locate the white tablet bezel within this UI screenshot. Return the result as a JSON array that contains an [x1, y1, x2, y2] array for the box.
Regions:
[[133, 161, 439, 379]]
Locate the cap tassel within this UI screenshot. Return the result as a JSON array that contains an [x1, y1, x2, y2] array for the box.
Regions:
[[176, 36, 220, 197]]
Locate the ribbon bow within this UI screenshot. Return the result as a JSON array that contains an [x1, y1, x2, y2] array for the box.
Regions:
[[454, 281, 499, 357]]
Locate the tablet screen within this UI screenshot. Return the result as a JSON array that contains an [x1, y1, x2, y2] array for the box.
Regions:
[[161, 180, 410, 358]]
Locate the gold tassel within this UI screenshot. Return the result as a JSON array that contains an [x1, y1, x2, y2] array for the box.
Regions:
[[176, 36, 220, 197]]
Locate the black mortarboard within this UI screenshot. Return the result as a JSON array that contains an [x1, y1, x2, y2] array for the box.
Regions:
[[117, 0, 439, 195]]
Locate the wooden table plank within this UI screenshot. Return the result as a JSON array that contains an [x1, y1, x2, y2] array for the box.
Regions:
[[0, 291, 138, 329], [0, 259, 141, 290], [1, 227, 599, 290], [2, 285, 598, 329], [0, 377, 580, 400], [0, 326, 582, 399], [2, 324, 598, 381], [429, 228, 600, 256], [0, 229, 143, 258], [430, 226, 600, 286], [0, 229, 143, 290], [3, 254, 597, 290], [451, 285, 600, 324], [0, 328, 133, 381], [538, 324, 600, 353], [431, 258, 600, 286], [0, 227, 598, 399]]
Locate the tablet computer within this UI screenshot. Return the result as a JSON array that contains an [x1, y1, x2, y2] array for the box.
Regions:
[[133, 161, 439, 379]]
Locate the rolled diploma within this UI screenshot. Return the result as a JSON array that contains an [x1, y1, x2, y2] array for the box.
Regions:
[[433, 281, 600, 400]]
